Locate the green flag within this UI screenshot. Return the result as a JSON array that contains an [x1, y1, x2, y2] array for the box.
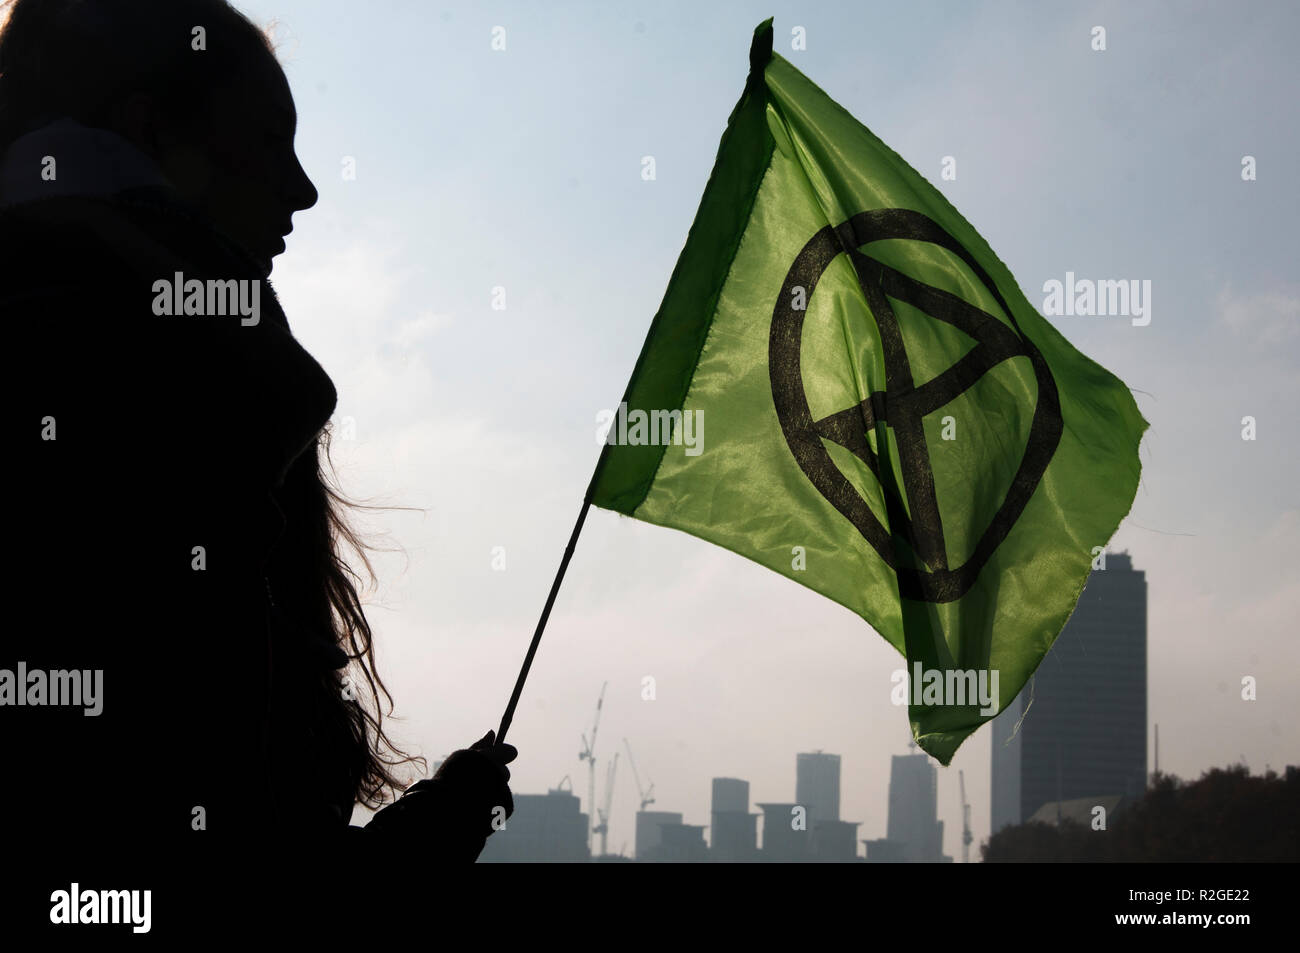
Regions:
[[589, 19, 1146, 764]]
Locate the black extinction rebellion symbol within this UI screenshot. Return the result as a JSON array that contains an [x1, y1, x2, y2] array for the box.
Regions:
[[769, 208, 1063, 604]]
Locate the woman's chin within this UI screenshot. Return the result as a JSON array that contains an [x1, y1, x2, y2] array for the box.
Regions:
[[261, 239, 286, 277]]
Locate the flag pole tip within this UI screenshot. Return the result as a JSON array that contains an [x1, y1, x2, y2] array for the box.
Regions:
[[750, 18, 774, 74]]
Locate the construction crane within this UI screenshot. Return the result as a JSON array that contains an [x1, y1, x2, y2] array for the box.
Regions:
[[578, 682, 607, 852], [593, 752, 619, 858], [959, 769, 972, 864], [624, 738, 655, 811]]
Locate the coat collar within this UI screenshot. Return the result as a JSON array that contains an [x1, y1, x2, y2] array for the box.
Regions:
[[0, 117, 171, 208]]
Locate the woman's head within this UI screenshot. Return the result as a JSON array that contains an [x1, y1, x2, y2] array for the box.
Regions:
[[0, 0, 317, 275], [1, 0, 418, 810]]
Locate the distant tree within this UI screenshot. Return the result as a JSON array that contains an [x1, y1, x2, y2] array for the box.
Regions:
[[981, 765, 1299, 862]]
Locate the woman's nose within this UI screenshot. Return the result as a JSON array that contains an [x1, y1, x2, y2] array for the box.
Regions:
[[288, 154, 318, 212]]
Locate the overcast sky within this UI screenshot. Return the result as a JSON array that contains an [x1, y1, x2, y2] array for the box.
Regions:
[[237, 0, 1299, 858]]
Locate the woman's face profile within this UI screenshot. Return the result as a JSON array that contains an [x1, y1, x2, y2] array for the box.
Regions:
[[156, 43, 319, 277]]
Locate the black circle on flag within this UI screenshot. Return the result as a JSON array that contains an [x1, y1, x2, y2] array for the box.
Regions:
[[769, 208, 1063, 603]]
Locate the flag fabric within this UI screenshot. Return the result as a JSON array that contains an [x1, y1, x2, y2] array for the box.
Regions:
[[588, 19, 1146, 764]]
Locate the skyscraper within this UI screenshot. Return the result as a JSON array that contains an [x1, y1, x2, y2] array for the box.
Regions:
[[477, 788, 590, 862], [796, 751, 841, 823], [648, 822, 709, 862], [710, 778, 757, 861], [756, 802, 810, 861], [635, 810, 683, 861], [885, 752, 950, 862], [991, 550, 1148, 832]]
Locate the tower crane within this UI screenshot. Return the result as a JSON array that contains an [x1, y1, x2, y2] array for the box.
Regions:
[[578, 682, 607, 852], [624, 738, 655, 811], [593, 752, 619, 858], [959, 769, 973, 864]]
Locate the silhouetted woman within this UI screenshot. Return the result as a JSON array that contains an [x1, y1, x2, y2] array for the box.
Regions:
[[1, 0, 514, 881]]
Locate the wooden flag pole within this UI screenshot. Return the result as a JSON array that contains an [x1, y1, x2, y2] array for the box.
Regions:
[[495, 497, 593, 746]]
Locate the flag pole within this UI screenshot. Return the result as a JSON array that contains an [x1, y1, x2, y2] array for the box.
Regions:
[[497, 427, 617, 745], [495, 495, 593, 746]]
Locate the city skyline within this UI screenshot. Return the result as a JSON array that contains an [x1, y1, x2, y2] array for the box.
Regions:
[[485, 548, 1239, 860]]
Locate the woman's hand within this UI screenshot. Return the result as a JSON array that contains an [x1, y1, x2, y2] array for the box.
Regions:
[[430, 729, 516, 823], [466, 730, 518, 780], [362, 730, 518, 861]]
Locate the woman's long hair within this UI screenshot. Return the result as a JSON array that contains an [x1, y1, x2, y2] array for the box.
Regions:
[[281, 424, 426, 809], [0, 0, 423, 809]]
